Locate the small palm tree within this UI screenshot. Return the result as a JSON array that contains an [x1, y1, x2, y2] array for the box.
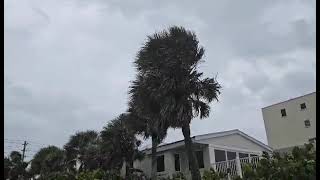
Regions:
[[5, 151, 29, 179], [100, 114, 143, 178], [134, 26, 221, 180], [64, 130, 100, 173], [30, 146, 66, 179]]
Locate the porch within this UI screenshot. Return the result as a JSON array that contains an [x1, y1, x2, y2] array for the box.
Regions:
[[154, 143, 263, 179]]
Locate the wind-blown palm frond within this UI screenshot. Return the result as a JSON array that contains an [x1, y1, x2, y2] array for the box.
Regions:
[[132, 26, 221, 180]]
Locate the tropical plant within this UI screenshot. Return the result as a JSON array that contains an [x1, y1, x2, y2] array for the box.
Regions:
[[77, 169, 123, 180], [134, 26, 221, 180], [64, 130, 100, 173], [202, 168, 226, 180], [238, 143, 316, 180], [29, 146, 66, 179], [4, 151, 29, 180], [4, 156, 12, 179], [171, 172, 187, 180], [100, 114, 144, 178], [128, 74, 169, 180]]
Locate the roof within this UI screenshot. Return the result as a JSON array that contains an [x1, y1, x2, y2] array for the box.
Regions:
[[194, 129, 272, 151], [262, 91, 316, 109], [143, 129, 272, 153]]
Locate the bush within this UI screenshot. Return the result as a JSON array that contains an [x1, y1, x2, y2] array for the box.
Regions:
[[202, 168, 226, 180], [77, 169, 122, 180], [234, 143, 316, 180], [171, 172, 186, 180]]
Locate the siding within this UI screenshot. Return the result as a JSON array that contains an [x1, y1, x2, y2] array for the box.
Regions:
[[262, 92, 316, 150], [197, 134, 268, 152]]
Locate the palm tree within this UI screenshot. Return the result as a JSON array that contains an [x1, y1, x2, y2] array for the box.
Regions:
[[30, 146, 66, 179], [128, 74, 169, 180], [5, 151, 29, 180], [4, 156, 12, 179], [134, 26, 221, 180], [100, 114, 144, 178], [64, 130, 100, 173]]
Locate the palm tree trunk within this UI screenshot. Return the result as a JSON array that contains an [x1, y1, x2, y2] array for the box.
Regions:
[[182, 124, 201, 180], [151, 135, 158, 180]]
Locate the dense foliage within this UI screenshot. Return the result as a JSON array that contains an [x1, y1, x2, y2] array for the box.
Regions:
[[202, 168, 227, 180], [240, 143, 316, 180], [4, 151, 29, 180], [132, 26, 221, 180]]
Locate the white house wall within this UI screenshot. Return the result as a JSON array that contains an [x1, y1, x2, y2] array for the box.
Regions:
[[134, 132, 270, 179], [196, 134, 269, 152]]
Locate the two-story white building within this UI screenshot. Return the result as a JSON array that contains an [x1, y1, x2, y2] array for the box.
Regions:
[[133, 129, 272, 179]]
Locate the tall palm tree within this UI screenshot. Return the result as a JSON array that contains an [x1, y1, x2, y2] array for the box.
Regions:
[[64, 130, 100, 173], [100, 114, 143, 178], [134, 26, 221, 180], [128, 74, 169, 180]]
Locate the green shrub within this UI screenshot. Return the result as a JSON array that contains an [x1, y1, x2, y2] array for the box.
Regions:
[[171, 172, 186, 180], [202, 168, 226, 180], [77, 169, 122, 180]]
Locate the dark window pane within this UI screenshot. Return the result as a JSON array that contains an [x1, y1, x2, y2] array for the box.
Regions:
[[239, 153, 249, 158], [281, 109, 287, 117], [227, 151, 236, 160], [196, 151, 204, 168], [214, 150, 226, 162], [157, 155, 164, 172], [304, 120, 311, 127], [309, 137, 316, 143], [250, 154, 258, 157], [174, 154, 180, 171], [300, 103, 306, 110]]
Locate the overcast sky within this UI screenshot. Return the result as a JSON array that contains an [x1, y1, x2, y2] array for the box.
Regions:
[[4, 0, 315, 159]]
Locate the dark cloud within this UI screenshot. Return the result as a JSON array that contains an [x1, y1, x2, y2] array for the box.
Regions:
[[5, 0, 315, 154]]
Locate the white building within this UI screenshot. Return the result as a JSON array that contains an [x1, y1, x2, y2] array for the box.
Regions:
[[262, 92, 316, 152], [134, 129, 272, 179]]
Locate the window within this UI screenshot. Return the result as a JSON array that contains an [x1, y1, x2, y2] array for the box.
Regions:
[[309, 137, 316, 143], [304, 120, 311, 128], [227, 151, 236, 160], [239, 153, 249, 158], [250, 154, 258, 157], [157, 155, 164, 172], [214, 149, 226, 162], [196, 151, 204, 168], [281, 109, 287, 117], [300, 103, 306, 110], [174, 154, 180, 171]]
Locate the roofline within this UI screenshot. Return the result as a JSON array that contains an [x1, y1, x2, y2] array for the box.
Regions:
[[142, 129, 272, 153], [236, 130, 273, 152], [194, 129, 239, 140], [143, 129, 238, 151], [262, 91, 316, 109], [195, 129, 272, 152]]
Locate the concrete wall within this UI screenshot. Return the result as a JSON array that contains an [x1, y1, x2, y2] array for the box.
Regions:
[[262, 92, 316, 150]]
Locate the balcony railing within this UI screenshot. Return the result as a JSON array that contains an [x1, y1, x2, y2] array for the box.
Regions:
[[212, 156, 261, 178]]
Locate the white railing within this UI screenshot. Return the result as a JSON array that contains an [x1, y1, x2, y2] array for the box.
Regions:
[[212, 156, 261, 178]]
